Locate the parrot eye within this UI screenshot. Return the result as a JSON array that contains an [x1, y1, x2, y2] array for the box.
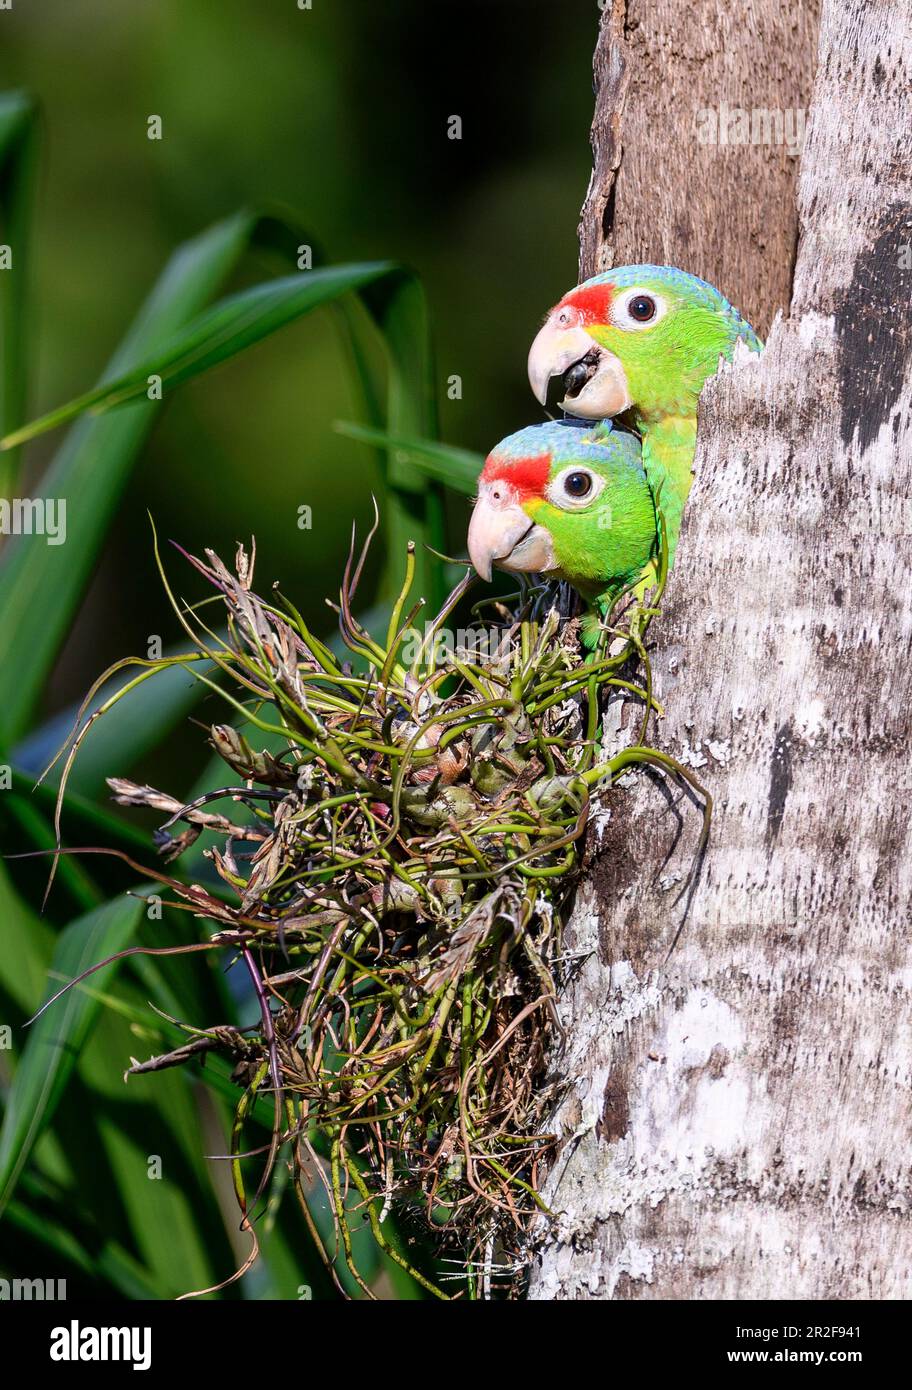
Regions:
[[612, 287, 668, 332], [564, 471, 592, 497], [547, 466, 605, 511]]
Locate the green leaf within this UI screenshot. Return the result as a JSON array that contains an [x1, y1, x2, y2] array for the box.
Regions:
[[5, 1175, 171, 1299], [13, 650, 217, 800], [0, 262, 401, 452], [0, 90, 38, 496], [0, 861, 54, 1015], [0, 890, 147, 1215], [0, 224, 434, 746], [3, 763, 155, 861], [88, 1057, 230, 1297], [0, 210, 281, 746], [0, 212, 256, 746], [336, 420, 482, 496], [1, 793, 102, 913], [358, 272, 446, 608]]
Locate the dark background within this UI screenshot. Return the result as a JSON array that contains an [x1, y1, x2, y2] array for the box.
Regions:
[[2, 0, 597, 736]]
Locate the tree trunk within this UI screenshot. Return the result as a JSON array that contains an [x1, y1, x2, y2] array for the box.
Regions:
[[531, 0, 912, 1301], [580, 0, 821, 333]]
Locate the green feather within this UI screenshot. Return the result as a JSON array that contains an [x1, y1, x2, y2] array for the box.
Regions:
[[482, 420, 657, 649], [565, 265, 762, 572]]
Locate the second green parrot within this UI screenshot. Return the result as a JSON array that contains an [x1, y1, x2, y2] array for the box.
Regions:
[[468, 418, 657, 645]]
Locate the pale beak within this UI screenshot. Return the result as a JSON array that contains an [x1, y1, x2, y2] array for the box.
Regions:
[[468, 489, 556, 581], [527, 318, 632, 418]]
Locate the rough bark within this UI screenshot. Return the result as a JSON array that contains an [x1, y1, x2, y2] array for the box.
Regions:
[[532, 0, 912, 1300], [580, 0, 821, 334]]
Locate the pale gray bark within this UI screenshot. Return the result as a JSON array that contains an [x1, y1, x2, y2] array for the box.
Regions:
[[532, 0, 912, 1300]]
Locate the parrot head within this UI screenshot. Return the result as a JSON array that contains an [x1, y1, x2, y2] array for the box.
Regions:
[[527, 265, 762, 425], [468, 419, 656, 602]]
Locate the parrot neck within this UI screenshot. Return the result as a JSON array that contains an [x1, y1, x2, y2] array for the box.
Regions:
[[639, 411, 698, 462], [637, 413, 699, 564]]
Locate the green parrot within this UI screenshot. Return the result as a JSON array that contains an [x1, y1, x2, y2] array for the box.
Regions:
[[467, 418, 657, 644], [527, 265, 762, 575]]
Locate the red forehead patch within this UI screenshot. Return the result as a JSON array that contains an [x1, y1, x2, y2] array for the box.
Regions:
[[481, 451, 551, 498], [560, 282, 614, 325]]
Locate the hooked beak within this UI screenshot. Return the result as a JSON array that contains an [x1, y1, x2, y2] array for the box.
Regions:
[[527, 318, 632, 418], [468, 487, 556, 582]]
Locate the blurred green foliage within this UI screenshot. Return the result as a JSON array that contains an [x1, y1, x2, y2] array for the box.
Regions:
[[2, 0, 594, 736], [0, 0, 597, 1299]]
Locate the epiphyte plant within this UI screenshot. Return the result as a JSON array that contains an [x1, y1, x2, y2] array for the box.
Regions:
[[39, 511, 707, 1298]]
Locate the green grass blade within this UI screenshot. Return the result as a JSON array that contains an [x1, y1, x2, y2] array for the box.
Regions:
[[358, 272, 445, 608], [335, 421, 482, 496], [0, 239, 432, 746], [85, 1054, 230, 1297], [0, 210, 274, 746], [0, 861, 54, 1014], [13, 651, 216, 800], [0, 889, 147, 1215], [2, 793, 102, 913], [0, 90, 38, 496], [3, 763, 155, 860], [0, 262, 400, 452], [5, 1176, 171, 1298]]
